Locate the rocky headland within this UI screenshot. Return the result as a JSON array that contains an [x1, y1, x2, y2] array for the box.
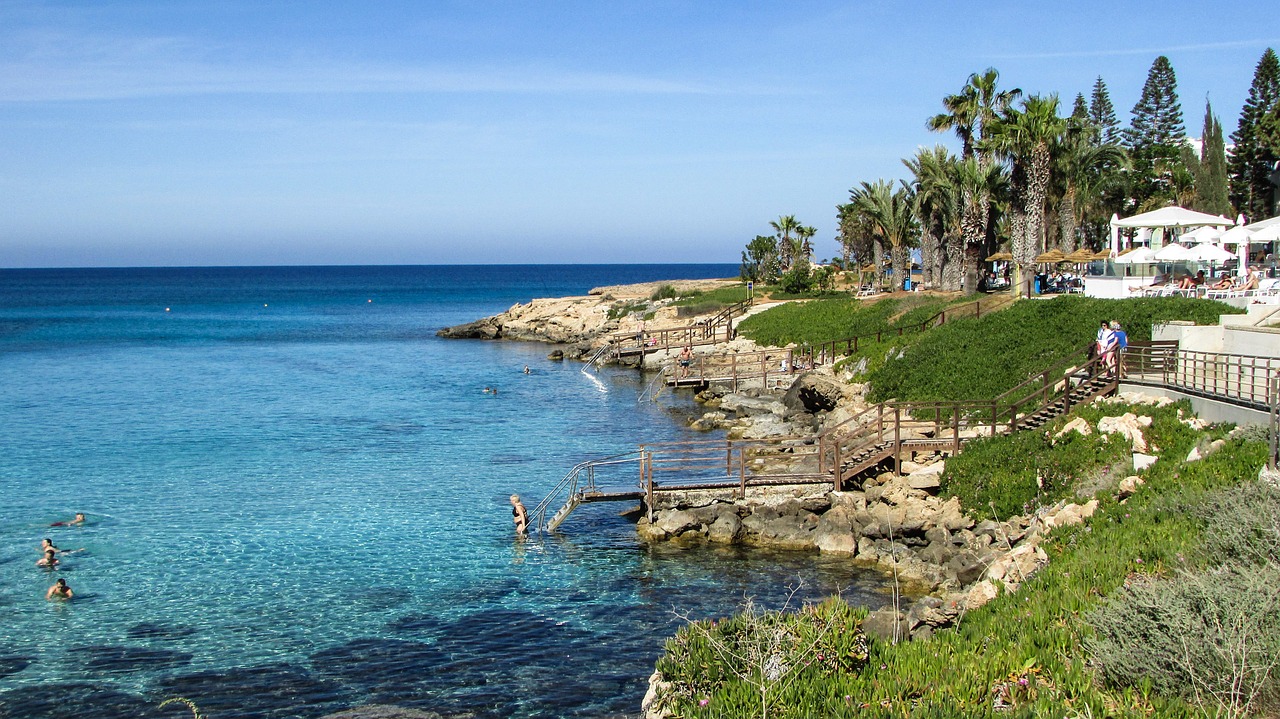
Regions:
[[436, 277, 755, 360]]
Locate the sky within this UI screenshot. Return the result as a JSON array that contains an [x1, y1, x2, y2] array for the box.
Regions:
[[1, 1, 1277, 268]]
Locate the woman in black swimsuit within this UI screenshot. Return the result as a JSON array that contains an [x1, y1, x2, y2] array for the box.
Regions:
[[509, 495, 528, 535]]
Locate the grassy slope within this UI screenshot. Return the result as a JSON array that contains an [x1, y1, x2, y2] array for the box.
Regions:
[[653, 296, 1261, 717], [655, 403, 1268, 718]]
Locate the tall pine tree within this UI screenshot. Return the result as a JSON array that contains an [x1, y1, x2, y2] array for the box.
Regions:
[[1088, 76, 1120, 145], [1228, 48, 1280, 221], [1125, 56, 1186, 208], [1071, 93, 1089, 121], [1193, 101, 1231, 216]]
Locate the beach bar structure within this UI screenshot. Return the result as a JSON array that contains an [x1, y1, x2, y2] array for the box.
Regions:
[[1083, 206, 1276, 299]]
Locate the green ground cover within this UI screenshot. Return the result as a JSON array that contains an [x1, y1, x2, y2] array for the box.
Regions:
[[652, 401, 1274, 718], [866, 296, 1237, 403], [736, 295, 961, 348]]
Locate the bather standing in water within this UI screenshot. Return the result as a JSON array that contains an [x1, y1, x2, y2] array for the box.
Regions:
[[36, 549, 58, 568], [46, 578, 73, 601], [510, 494, 528, 535]]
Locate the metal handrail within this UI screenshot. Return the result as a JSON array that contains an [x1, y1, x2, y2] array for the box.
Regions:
[[530, 450, 642, 532]]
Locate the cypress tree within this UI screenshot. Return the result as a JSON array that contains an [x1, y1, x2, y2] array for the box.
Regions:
[[1088, 76, 1120, 145], [1228, 48, 1280, 220], [1125, 56, 1186, 206], [1194, 101, 1231, 216]]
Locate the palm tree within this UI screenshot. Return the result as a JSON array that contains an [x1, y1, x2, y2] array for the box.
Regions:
[[850, 180, 918, 292], [952, 157, 1007, 294], [930, 68, 1021, 165], [795, 225, 817, 265], [770, 215, 800, 269], [1054, 117, 1127, 252], [904, 146, 961, 290], [988, 94, 1067, 293]]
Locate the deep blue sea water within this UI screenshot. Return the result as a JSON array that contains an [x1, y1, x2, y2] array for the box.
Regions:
[[0, 265, 895, 719]]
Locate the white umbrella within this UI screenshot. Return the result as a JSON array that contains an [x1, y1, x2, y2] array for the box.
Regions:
[[1249, 225, 1280, 243], [1180, 225, 1223, 243], [1186, 243, 1235, 263], [1153, 243, 1191, 261], [1111, 206, 1232, 228], [1113, 247, 1157, 264], [1219, 225, 1254, 244]]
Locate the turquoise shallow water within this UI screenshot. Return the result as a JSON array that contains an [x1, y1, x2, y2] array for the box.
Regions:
[[0, 265, 895, 719]]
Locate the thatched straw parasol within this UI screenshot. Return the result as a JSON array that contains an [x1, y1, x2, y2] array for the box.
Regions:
[[985, 251, 1013, 262]]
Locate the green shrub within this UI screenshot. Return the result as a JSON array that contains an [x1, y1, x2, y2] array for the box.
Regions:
[[651, 284, 681, 301], [1088, 564, 1280, 717], [607, 300, 647, 320], [654, 596, 869, 718]]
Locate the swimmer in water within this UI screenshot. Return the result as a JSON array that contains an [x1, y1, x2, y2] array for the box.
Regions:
[[510, 494, 528, 535], [50, 513, 85, 527], [41, 538, 83, 556], [36, 549, 58, 568], [46, 578, 73, 601], [523, 365, 531, 374]]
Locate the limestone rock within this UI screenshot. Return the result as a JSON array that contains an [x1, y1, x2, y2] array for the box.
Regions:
[[862, 609, 911, 644], [1097, 413, 1152, 453], [706, 512, 744, 544], [1054, 417, 1092, 440], [781, 372, 849, 414], [1117, 475, 1145, 499], [965, 580, 999, 611], [1133, 453, 1158, 471]]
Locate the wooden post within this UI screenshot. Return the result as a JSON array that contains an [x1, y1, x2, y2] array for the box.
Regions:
[[738, 447, 747, 499], [893, 407, 901, 476], [953, 402, 961, 454]]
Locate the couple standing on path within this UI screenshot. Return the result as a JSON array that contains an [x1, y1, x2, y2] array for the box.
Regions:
[[1096, 320, 1127, 377]]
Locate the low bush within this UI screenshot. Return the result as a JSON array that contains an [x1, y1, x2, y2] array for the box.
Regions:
[[651, 284, 681, 301], [655, 596, 869, 718]]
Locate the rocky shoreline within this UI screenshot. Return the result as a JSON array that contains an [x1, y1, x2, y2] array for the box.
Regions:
[[437, 280, 1230, 717]]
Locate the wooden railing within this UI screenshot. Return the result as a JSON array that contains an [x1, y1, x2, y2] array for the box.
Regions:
[[666, 295, 1010, 387], [611, 297, 754, 355], [639, 350, 1118, 496], [667, 349, 802, 391], [804, 296, 1006, 366]]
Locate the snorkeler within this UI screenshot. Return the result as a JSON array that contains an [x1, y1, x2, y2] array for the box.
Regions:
[[50, 513, 85, 527], [46, 578, 73, 601], [510, 494, 528, 535]]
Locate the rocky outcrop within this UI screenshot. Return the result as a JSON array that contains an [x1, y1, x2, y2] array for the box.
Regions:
[[437, 296, 616, 343], [637, 467, 1102, 644]]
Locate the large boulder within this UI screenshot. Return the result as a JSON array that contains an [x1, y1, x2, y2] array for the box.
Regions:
[[782, 372, 850, 414]]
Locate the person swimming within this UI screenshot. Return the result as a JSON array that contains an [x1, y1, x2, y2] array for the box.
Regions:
[[46, 578, 73, 601], [36, 549, 58, 568], [50, 513, 85, 527], [522, 365, 531, 374], [510, 494, 528, 535], [41, 538, 83, 556]]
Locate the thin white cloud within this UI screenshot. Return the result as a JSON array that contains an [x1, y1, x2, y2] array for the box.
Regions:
[[989, 38, 1280, 60], [0, 30, 725, 102]]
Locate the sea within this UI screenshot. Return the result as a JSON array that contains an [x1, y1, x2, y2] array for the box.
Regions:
[[0, 265, 896, 719]]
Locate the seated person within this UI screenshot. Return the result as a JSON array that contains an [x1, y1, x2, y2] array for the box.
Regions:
[[1206, 274, 1234, 290], [1239, 267, 1260, 291]]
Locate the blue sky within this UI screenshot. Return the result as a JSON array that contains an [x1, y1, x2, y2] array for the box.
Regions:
[[1, 1, 1277, 267]]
